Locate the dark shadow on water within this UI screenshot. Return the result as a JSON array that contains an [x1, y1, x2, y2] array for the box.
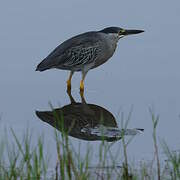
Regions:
[[36, 91, 143, 142]]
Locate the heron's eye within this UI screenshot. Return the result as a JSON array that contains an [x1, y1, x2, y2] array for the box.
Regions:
[[119, 29, 125, 34]]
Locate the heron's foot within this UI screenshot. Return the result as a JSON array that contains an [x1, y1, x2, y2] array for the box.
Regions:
[[66, 86, 71, 96], [80, 90, 86, 103], [80, 80, 84, 93], [80, 89, 84, 97], [66, 79, 71, 91]]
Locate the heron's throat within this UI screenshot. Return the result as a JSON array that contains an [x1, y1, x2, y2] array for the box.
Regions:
[[118, 35, 125, 40], [112, 42, 117, 53]]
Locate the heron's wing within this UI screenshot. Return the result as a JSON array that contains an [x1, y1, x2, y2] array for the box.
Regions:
[[62, 43, 101, 68], [36, 32, 101, 71]]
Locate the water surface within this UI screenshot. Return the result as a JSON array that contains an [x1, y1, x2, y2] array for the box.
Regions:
[[0, 0, 180, 168]]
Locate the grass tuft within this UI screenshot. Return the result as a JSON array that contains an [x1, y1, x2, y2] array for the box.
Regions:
[[0, 108, 179, 179]]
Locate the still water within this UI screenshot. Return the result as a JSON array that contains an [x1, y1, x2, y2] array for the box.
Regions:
[[0, 67, 180, 168], [0, 0, 180, 170]]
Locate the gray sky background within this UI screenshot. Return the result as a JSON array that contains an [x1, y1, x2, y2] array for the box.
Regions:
[[0, 0, 180, 163]]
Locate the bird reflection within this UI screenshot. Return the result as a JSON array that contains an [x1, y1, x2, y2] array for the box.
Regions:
[[36, 91, 143, 142]]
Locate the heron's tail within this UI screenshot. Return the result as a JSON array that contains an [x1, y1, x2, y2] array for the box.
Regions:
[[36, 59, 50, 71]]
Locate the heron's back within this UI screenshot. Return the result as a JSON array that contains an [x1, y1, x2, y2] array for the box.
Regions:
[[36, 31, 104, 71]]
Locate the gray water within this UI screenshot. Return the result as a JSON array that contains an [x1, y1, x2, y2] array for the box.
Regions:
[[0, 0, 180, 168]]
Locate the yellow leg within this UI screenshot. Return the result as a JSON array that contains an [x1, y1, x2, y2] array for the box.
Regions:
[[80, 80, 84, 92], [66, 88, 76, 104], [66, 71, 73, 91], [80, 71, 87, 93]]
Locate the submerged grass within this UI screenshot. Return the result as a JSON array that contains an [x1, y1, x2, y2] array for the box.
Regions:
[[0, 109, 179, 179]]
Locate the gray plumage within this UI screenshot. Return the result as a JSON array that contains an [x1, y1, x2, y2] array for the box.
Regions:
[[36, 27, 143, 72], [36, 31, 114, 72]]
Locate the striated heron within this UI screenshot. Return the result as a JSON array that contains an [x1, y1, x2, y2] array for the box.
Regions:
[[36, 27, 144, 92]]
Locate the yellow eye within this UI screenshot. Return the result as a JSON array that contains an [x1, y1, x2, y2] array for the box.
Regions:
[[118, 29, 125, 35]]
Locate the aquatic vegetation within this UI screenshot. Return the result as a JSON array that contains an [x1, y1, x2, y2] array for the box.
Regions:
[[0, 110, 179, 180]]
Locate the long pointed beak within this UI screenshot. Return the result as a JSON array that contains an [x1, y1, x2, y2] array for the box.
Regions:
[[123, 29, 144, 36]]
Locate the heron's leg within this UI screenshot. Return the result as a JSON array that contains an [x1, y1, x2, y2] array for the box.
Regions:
[[80, 90, 87, 104], [66, 88, 76, 104], [66, 71, 74, 91], [80, 71, 87, 93]]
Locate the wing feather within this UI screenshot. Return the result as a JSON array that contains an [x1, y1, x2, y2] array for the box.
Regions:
[[63, 44, 100, 68]]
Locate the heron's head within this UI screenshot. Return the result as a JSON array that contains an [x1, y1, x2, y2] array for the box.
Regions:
[[100, 27, 144, 41]]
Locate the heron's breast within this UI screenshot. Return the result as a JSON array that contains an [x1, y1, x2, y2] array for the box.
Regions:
[[94, 42, 117, 68]]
